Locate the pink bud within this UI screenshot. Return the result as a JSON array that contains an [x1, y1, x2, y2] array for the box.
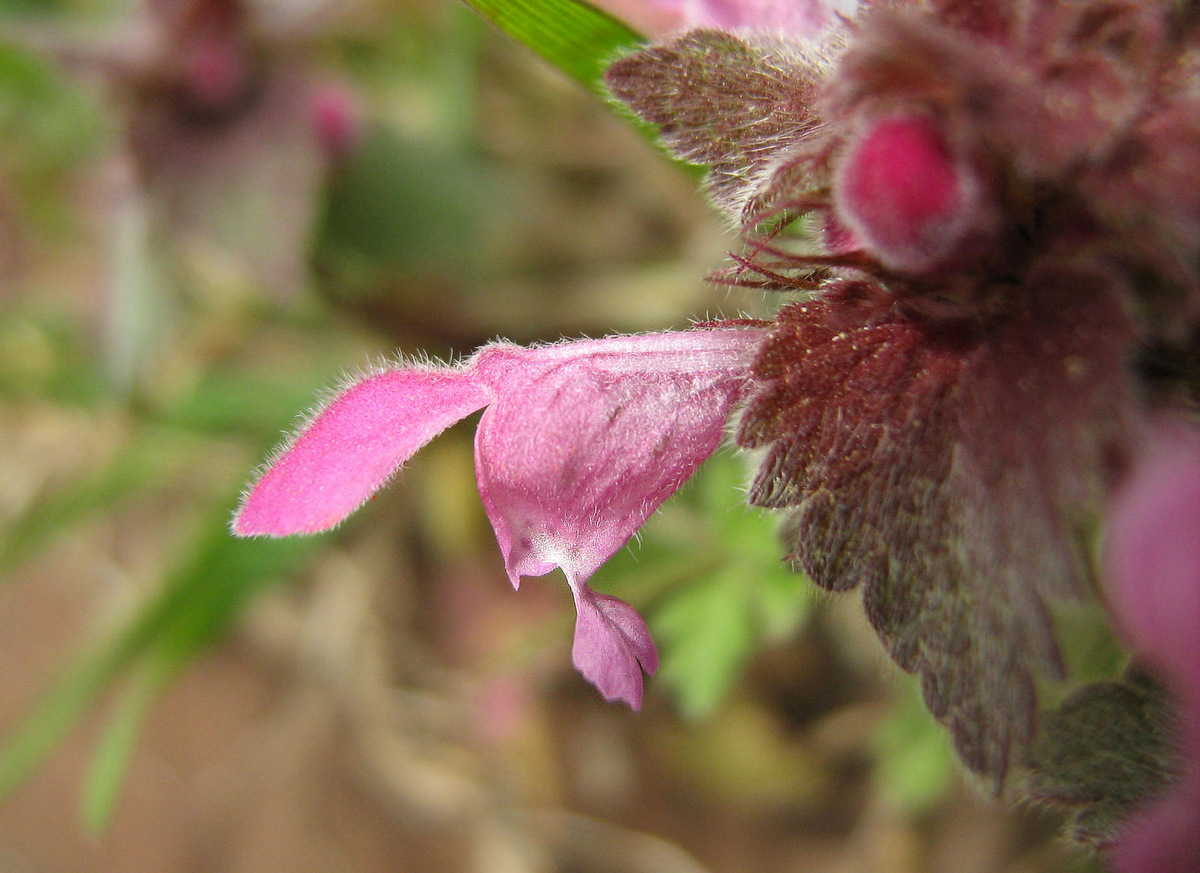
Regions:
[[184, 36, 247, 110], [834, 115, 976, 272]]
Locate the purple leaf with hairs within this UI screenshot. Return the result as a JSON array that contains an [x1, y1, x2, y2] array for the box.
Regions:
[[735, 268, 1140, 786], [605, 30, 830, 221]]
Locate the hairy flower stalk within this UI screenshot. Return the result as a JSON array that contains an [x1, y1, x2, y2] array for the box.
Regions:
[[605, 0, 1200, 853]]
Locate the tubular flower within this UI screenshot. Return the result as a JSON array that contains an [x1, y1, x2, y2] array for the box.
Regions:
[[234, 328, 764, 708]]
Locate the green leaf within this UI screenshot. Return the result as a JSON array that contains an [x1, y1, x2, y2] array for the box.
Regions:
[[0, 42, 110, 230], [654, 569, 758, 720], [872, 681, 955, 814], [752, 562, 812, 640], [81, 659, 168, 835], [316, 125, 495, 278], [0, 315, 111, 405], [157, 371, 332, 439], [460, 0, 643, 94]]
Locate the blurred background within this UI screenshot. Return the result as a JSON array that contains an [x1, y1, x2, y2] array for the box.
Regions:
[[0, 0, 1100, 870]]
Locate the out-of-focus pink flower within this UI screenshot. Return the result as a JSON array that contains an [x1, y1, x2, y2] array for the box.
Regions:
[[673, 0, 854, 33], [310, 83, 363, 166], [1105, 421, 1200, 704], [167, 0, 252, 113], [595, 0, 855, 38], [1109, 767, 1200, 873], [234, 328, 763, 708], [116, 0, 346, 302], [1104, 420, 1200, 873]]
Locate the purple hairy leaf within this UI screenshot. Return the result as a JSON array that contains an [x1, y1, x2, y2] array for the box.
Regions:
[[605, 29, 835, 221], [1026, 671, 1177, 848], [737, 266, 1139, 786]]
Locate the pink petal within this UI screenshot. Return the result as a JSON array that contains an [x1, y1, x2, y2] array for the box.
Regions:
[[1104, 420, 1200, 698], [581, 0, 691, 37], [468, 329, 762, 589], [571, 584, 660, 709], [234, 368, 490, 536]]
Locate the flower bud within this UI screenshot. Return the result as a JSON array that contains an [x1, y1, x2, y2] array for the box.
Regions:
[[834, 114, 978, 273]]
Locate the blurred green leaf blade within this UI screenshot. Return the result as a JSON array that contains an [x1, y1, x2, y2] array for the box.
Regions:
[[872, 680, 956, 813], [0, 428, 191, 575], [0, 500, 318, 816], [81, 659, 166, 835], [461, 0, 643, 93]]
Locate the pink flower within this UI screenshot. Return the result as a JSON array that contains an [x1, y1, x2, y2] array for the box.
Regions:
[[310, 83, 363, 166], [1105, 422, 1200, 701], [1109, 772, 1200, 873], [1105, 421, 1200, 873], [667, 0, 853, 33], [605, 1, 1193, 790], [234, 328, 763, 708], [593, 0, 854, 38]]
